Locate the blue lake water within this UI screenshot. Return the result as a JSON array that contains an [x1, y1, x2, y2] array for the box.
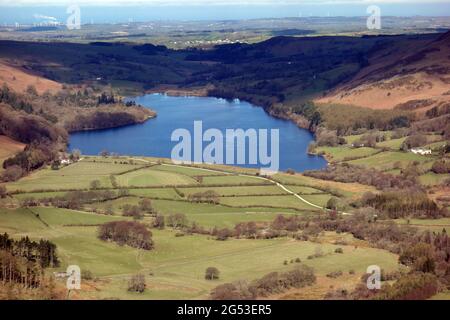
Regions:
[[69, 93, 327, 172]]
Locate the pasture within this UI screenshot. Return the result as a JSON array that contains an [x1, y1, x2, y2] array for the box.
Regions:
[[316, 146, 379, 162], [347, 151, 434, 170], [0, 207, 399, 300], [0, 156, 409, 299]]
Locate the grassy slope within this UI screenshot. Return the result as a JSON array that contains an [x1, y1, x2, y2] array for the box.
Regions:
[[0, 207, 399, 300]]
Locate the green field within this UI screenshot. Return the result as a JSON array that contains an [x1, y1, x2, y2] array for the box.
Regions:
[[316, 146, 379, 162], [219, 195, 323, 211], [419, 173, 450, 186], [117, 167, 199, 187], [128, 188, 182, 199], [0, 157, 409, 299], [376, 137, 407, 150], [179, 185, 288, 196], [347, 151, 434, 170], [0, 207, 399, 300], [5, 159, 346, 229], [201, 175, 269, 186], [395, 218, 450, 233], [151, 164, 227, 177], [6, 161, 144, 191]]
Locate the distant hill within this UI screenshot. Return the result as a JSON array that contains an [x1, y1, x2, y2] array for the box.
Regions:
[[317, 31, 450, 111]]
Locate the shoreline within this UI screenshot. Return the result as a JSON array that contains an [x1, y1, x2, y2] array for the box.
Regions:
[[67, 114, 156, 134], [145, 86, 314, 133]]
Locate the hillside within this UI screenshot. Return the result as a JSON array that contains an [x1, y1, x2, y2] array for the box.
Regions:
[[0, 135, 25, 172], [317, 31, 450, 110], [0, 59, 62, 94]]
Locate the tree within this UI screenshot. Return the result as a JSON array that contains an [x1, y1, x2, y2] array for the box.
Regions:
[[122, 204, 144, 220], [326, 197, 339, 210], [0, 186, 7, 198], [138, 198, 153, 213], [431, 160, 450, 174], [51, 159, 60, 170], [153, 215, 165, 229], [128, 274, 146, 293], [401, 134, 427, 150], [118, 188, 130, 197], [26, 85, 38, 96], [166, 213, 188, 229], [90, 180, 101, 190], [216, 228, 232, 241], [1, 165, 23, 182], [205, 267, 220, 280], [105, 204, 114, 215], [100, 150, 110, 158], [70, 149, 81, 162], [399, 243, 436, 273]]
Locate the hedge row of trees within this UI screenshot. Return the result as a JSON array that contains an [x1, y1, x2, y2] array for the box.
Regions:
[[304, 163, 419, 190], [211, 265, 316, 300], [21, 190, 119, 210], [187, 190, 220, 204]]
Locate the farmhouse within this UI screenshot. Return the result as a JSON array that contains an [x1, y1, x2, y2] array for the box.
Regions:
[[410, 148, 432, 155]]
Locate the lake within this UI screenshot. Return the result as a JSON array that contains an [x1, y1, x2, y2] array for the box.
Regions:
[[69, 93, 327, 172]]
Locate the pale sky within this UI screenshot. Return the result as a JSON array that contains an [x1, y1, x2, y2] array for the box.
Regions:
[[2, 0, 450, 6]]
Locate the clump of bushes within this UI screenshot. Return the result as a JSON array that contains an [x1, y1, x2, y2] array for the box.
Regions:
[[210, 265, 316, 300], [122, 204, 144, 220], [431, 160, 450, 174], [0, 186, 7, 198], [98, 221, 154, 250], [166, 213, 188, 229], [304, 163, 417, 190], [326, 271, 343, 278], [188, 190, 219, 204]]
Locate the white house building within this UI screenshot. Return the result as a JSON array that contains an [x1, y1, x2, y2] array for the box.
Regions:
[[410, 148, 432, 155]]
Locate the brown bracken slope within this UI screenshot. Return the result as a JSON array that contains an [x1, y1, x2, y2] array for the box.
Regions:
[[0, 59, 62, 94], [316, 31, 450, 111]]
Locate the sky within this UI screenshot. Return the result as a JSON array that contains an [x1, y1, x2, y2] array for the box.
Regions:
[[0, 0, 449, 23], [1, 0, 450, 6]]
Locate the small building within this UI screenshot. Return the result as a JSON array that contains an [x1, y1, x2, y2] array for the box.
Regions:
[[411, 148, 432, 155]]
